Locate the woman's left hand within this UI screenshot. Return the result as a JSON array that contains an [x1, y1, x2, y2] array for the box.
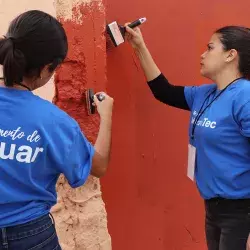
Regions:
[[247, 234, 250, 250]]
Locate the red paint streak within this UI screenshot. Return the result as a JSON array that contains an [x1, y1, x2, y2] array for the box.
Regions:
[[54, 2, 106, 143]]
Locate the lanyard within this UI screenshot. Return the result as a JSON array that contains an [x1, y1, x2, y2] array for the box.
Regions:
[[0, 77, 31, 91], [17, 82, 31, 91], [191, 77, 243, 139]]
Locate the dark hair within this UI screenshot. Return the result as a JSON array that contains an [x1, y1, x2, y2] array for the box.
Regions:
[[0, 10, 68, 87], [216, 26, 250, 79]]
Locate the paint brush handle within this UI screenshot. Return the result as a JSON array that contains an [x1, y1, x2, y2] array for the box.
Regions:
[[128, 17, 147, 29], [96, 93, 105, 101]]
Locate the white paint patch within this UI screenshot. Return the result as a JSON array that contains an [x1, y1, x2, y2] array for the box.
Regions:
[[56, 0, 102, 24]]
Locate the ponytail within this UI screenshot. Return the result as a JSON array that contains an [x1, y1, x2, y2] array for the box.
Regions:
[[0, 10, 68, 87], [0, 37, 26, 86]]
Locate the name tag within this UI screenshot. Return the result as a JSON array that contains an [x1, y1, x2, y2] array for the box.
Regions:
[[187, 144, 196, 181]]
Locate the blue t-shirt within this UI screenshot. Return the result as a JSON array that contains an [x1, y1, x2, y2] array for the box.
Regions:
[[184, 78, 250, 200], [0, 87, 94, 227]]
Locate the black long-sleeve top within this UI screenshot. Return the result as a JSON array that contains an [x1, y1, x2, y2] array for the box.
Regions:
[[147, 73, 190, 111]]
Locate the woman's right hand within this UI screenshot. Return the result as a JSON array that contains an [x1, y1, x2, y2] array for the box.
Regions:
[[125, 23, 146, 50], [94, 93, 114, 119]]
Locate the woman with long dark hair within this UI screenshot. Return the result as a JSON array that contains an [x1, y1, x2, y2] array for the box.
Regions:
[[0, 10, 113, 249]]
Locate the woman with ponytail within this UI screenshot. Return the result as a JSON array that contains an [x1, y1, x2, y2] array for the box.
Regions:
[[0, 10, 113, 249]]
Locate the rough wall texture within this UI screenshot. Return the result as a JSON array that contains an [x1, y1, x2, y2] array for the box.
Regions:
[[52, 0, 111, 249], [0, 1, 110, 249], [102, 0, 250, 250]]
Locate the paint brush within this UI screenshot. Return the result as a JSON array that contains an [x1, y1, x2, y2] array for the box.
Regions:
[[85, 89, 105, 115], [106, 17, 146, 49]]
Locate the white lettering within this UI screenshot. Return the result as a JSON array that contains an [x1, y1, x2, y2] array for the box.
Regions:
[[205, 121, 211, 127], [202, 118, 208, 126], [197, 120, 202, 126], [11, 127, 25, 140], [210, 122, 216, 129], [12, 127, 23, 140], [3, 131, 9, 137], [0, 127, 29, 141], [0, 143, 44, 163], [31, 147, 44, 162], [191, 112, 217, 129], [17, 132, 25, 139], [16, 146, 33, 163], [27, 131, 41, 143], [0, 142, 16, 159], [0, 127, 44, 164]]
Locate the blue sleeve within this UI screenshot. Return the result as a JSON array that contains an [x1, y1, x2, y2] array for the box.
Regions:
[[235, 100, 250, 137], [184, 86, 197, 110], [184, 84, 216, 110], [62, 126, 95, 188]]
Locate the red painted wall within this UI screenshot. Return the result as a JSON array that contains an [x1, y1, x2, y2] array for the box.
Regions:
[[55, 3, 106, 142], [102, 1, 250, 249], [53, 3, 111, 248]]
